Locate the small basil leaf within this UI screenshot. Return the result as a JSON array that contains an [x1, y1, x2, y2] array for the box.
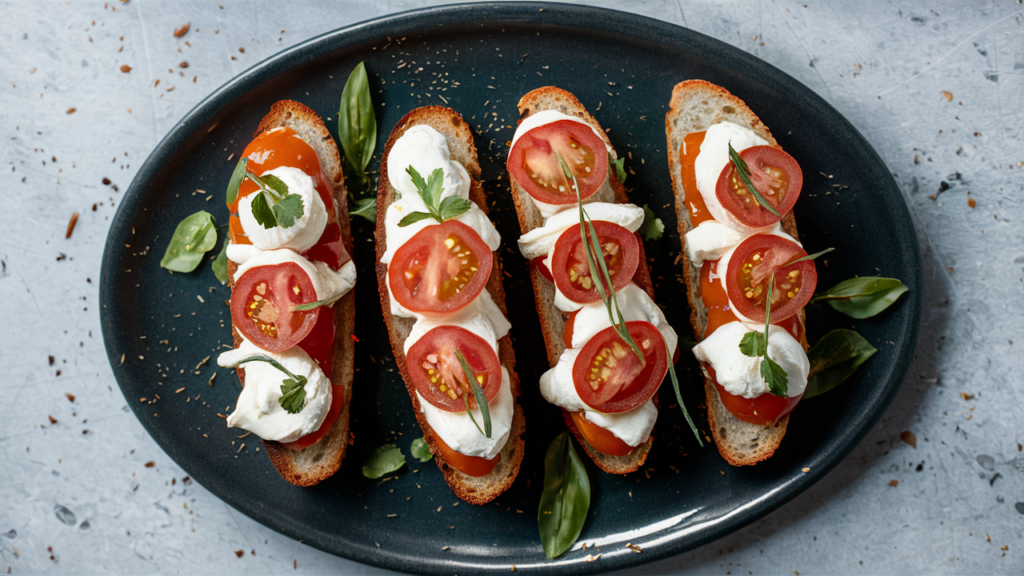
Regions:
[[738, 331, 765, 357], [438, 196, 472, 221], [804, 329, 878, 399], [278, 377, 307, 414], [349, 196, 376, 222], [362, 444, 406, 479], [250, 192, 277, 229], [410, 437, 433, 463], [538, 432, 590, 559], [397, 211, 435, 227], [260, 173, 290, 198], [639, 204, 665, 241], [211, 238, 230, 285], [226, 157, 248, 206], [160, 211, 218, 273], [338, 62, 377, 177], [609, 154, 627, 184], [761, 355, 789, 397], [812, 277, 909, 319], [271, 193, 305, 229]]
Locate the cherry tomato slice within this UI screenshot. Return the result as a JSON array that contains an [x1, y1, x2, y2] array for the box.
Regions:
[[704, 363, 802, 426], [389, 220, 493, 316], [551, 221, 639, 305], [726, 234, 816, 324], [434, 433, 500, 477], [507, 119, 608, 205], [716, 145, 802, 229], [569, 411, 635, 456], [230, 262, 320, 353], [572, 321, 667, 414], [407, 326, 501, 412]]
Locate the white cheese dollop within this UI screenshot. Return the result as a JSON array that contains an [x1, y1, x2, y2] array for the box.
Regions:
[[517, 202, 645, 261], [417, 367, 514, 460], [537, 283, 677, 447], [692, 321, 809, 399], [693, 121, 772, 233], [218, 336, 332, 443], [233, 248, 356, 304], [402, 290, 511, 357], [237, 166, 328, 253]]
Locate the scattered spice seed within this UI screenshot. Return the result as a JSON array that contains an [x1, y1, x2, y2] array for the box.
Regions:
[[968, 198, 976, 208], [65, 213, 79, 239], [174, 23, 190, 38], [889, 480, 899, 487], [900, 430, 917, 448], [941, 90, 953, 102], [65, 393, 76, 403], [120, 64, 132, 73], [961, 392, 975, 400], [66, 108, 76, 114], [234, 550, 244, 558], [145, 461, 155, 468], [48, 415, 57, 424], [179, 61, 189, 68]]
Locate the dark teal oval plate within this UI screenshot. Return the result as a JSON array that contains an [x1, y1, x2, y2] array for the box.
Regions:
[[100, 3, 922, 573]]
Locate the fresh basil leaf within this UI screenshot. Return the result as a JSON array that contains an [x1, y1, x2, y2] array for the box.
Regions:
[[339, 62, 377, 178], [397, 211, 436, 227], [761, 355, 789, 397], [729, 144, 782, 218], [249, 192, 277, 229], [609, 154, 627, 184], [259, 173, 290, 198], [211, 238, 229, 285], [362, 444, 406, 479], [738, 331, 766, 357], [804, 329, 878, 399], [812, 277, 909, 319], [639, 204, 665, 241], [438, 196, 472, 221], [160, 211, 218, 273], [410, 437, 433, 463], [278, 377, 308, 414], [271, 193, 305, 229], [349, 196, 376, 223], [226, 157, 248, 206], [538, 432, 590, 559]]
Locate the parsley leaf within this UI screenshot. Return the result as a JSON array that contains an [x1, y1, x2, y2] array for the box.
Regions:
[[410, 437, 433, 462], [397, 166, 471, 227], [609, 154, 627, 184], [639, 204, 665, 241], [272, 193, 305, 228], [438, 196, 472, 220], [397, 211, 436, 227], [260, 174, 290, 197], [278, 377, 308, 414], [249, 191, 277, 229], [761, 355, 789, 397], [738, 331, 766, 357], [362, 444, 406, 479], [243, 171, 305, 229], [736, 273, 789, 396]]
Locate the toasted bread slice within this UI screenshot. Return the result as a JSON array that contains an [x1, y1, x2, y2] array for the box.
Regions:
[[226, 100, 356, 487], [374, 106, 525, 505], [508, 87, 658, 475], [665, 80, 806, 467]]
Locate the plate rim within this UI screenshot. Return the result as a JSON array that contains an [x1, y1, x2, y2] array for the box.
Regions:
[[100, 2, 923, 574]]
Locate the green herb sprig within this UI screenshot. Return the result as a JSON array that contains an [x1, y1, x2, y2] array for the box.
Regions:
[[362, 444, 406, 479], [738, 273, 789, 396], [455, 350, 492, 438], [728, 143, 781, 217], [811, 276, 908, 319], [225, 156, 306, 230], [538, 432, 590, 559], [160, 210, 219, 273], [609, 153, 627, 185], [803, 329, 878, 399], [236, 355, 308, 414], [410, 437, 433, 462], [397, 166, 471, 227], [783, 247, 834, 267], [639, 204, 665, 241], [338, 62, 378, 222], [291, 291, 346, 312]]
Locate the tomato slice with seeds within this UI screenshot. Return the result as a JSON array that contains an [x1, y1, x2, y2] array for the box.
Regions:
[[716, 146, 802, 229], [407, 326, 501, 412], [389, 220, 493, 316], [507, 119, 608, 205], [434, 434, 500, 477], [704, 363, 803, 425], [570, 411, 635, 456], [726, 234, 816, 324], [230, 262, 320, 353], [551, 221, 639, 305], [572, 321, 667, 414]]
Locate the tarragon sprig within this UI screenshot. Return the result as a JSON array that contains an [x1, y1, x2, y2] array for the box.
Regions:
[[455, 350, 492, 438], [728, 144, 781, 217]]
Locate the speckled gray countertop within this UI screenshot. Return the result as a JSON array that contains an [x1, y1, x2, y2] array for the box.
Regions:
[[2, 1, 1022, 574]]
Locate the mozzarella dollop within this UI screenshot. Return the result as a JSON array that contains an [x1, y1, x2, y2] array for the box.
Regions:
[[537, 283, 676, 447], [402, 290, 511, 356], [233, 248, 356, 304], [218, 337, 332, 443], [237, 166, 328, 253], [517, 202, 645, 261], [693, 122, 771, 233], [692, 321, 809, 399], [509, 110, 615, 219], [418, 367, 514, 460]]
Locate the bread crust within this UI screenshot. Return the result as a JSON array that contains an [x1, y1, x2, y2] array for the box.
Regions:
[[508, 86, 660, 475], [374, 106, 525, 505], [665, 80, 807, 466], [226, 100, 356, 486]]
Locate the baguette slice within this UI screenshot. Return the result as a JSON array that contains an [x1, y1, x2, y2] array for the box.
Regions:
[[665, 80, 806, 467], [226, 100, 356, 486], [508, 87, 657, 475], [374, 106, 525, 505]]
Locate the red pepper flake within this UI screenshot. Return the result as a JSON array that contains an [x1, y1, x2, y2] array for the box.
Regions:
[[174, 23, 190, 38], [967, 198, 976, 208], [238, 47, 245, 53], [234, 550, 244, 558], [120, 64, 132, 73], [48, 415, 57, 424], [56, 370, 62, 377], [888, 479, 899, 487], [66, 108, 76, 114], [66, 393, 76, 403], [351, 334, 360, 343], [48, 355, 55, 366], [144, 461, 155, 467], [65, 212, 79, 239], [899, 430, 917, 448]]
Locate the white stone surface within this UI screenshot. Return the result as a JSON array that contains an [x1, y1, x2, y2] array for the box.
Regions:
[[1, 1, 1022, 574]]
